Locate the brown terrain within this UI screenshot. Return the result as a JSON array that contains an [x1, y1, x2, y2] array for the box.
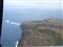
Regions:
[[17, 19, 63, 47]]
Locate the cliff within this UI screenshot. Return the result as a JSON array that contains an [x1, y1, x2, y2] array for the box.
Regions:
[[17, 19, 63, 47]]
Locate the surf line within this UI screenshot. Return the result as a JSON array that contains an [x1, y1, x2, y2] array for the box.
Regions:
[[6, 20, 21, 26], [15, 41, 19, 47]]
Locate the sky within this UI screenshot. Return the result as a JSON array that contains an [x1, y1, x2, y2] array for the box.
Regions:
[[3, 0, 62, 24], [4, 0, 61, 1], [4, 0, 62, 5], [4, 0, 62, 10]]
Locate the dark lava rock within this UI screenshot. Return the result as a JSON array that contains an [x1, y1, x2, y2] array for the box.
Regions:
[[17, 19, 63, 47]]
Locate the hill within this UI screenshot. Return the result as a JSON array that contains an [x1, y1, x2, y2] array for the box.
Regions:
[[18, 18, 63, 47]]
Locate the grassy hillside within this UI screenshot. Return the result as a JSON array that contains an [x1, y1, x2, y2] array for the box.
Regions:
[[18, 18, 63, 47], [43, 18, 63, 26]]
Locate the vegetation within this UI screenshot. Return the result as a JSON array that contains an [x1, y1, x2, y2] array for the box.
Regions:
[[18, 18, 63, 47]]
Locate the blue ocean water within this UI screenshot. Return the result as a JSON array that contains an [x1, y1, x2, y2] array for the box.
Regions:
[[1, 7, 62, 47]]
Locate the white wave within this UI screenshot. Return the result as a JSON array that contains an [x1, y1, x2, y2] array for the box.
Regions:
[[15, 41, 19, 47], [6, 20, 10, 23], [6, 20, 21, 26], [10, 22, 20, 26]]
